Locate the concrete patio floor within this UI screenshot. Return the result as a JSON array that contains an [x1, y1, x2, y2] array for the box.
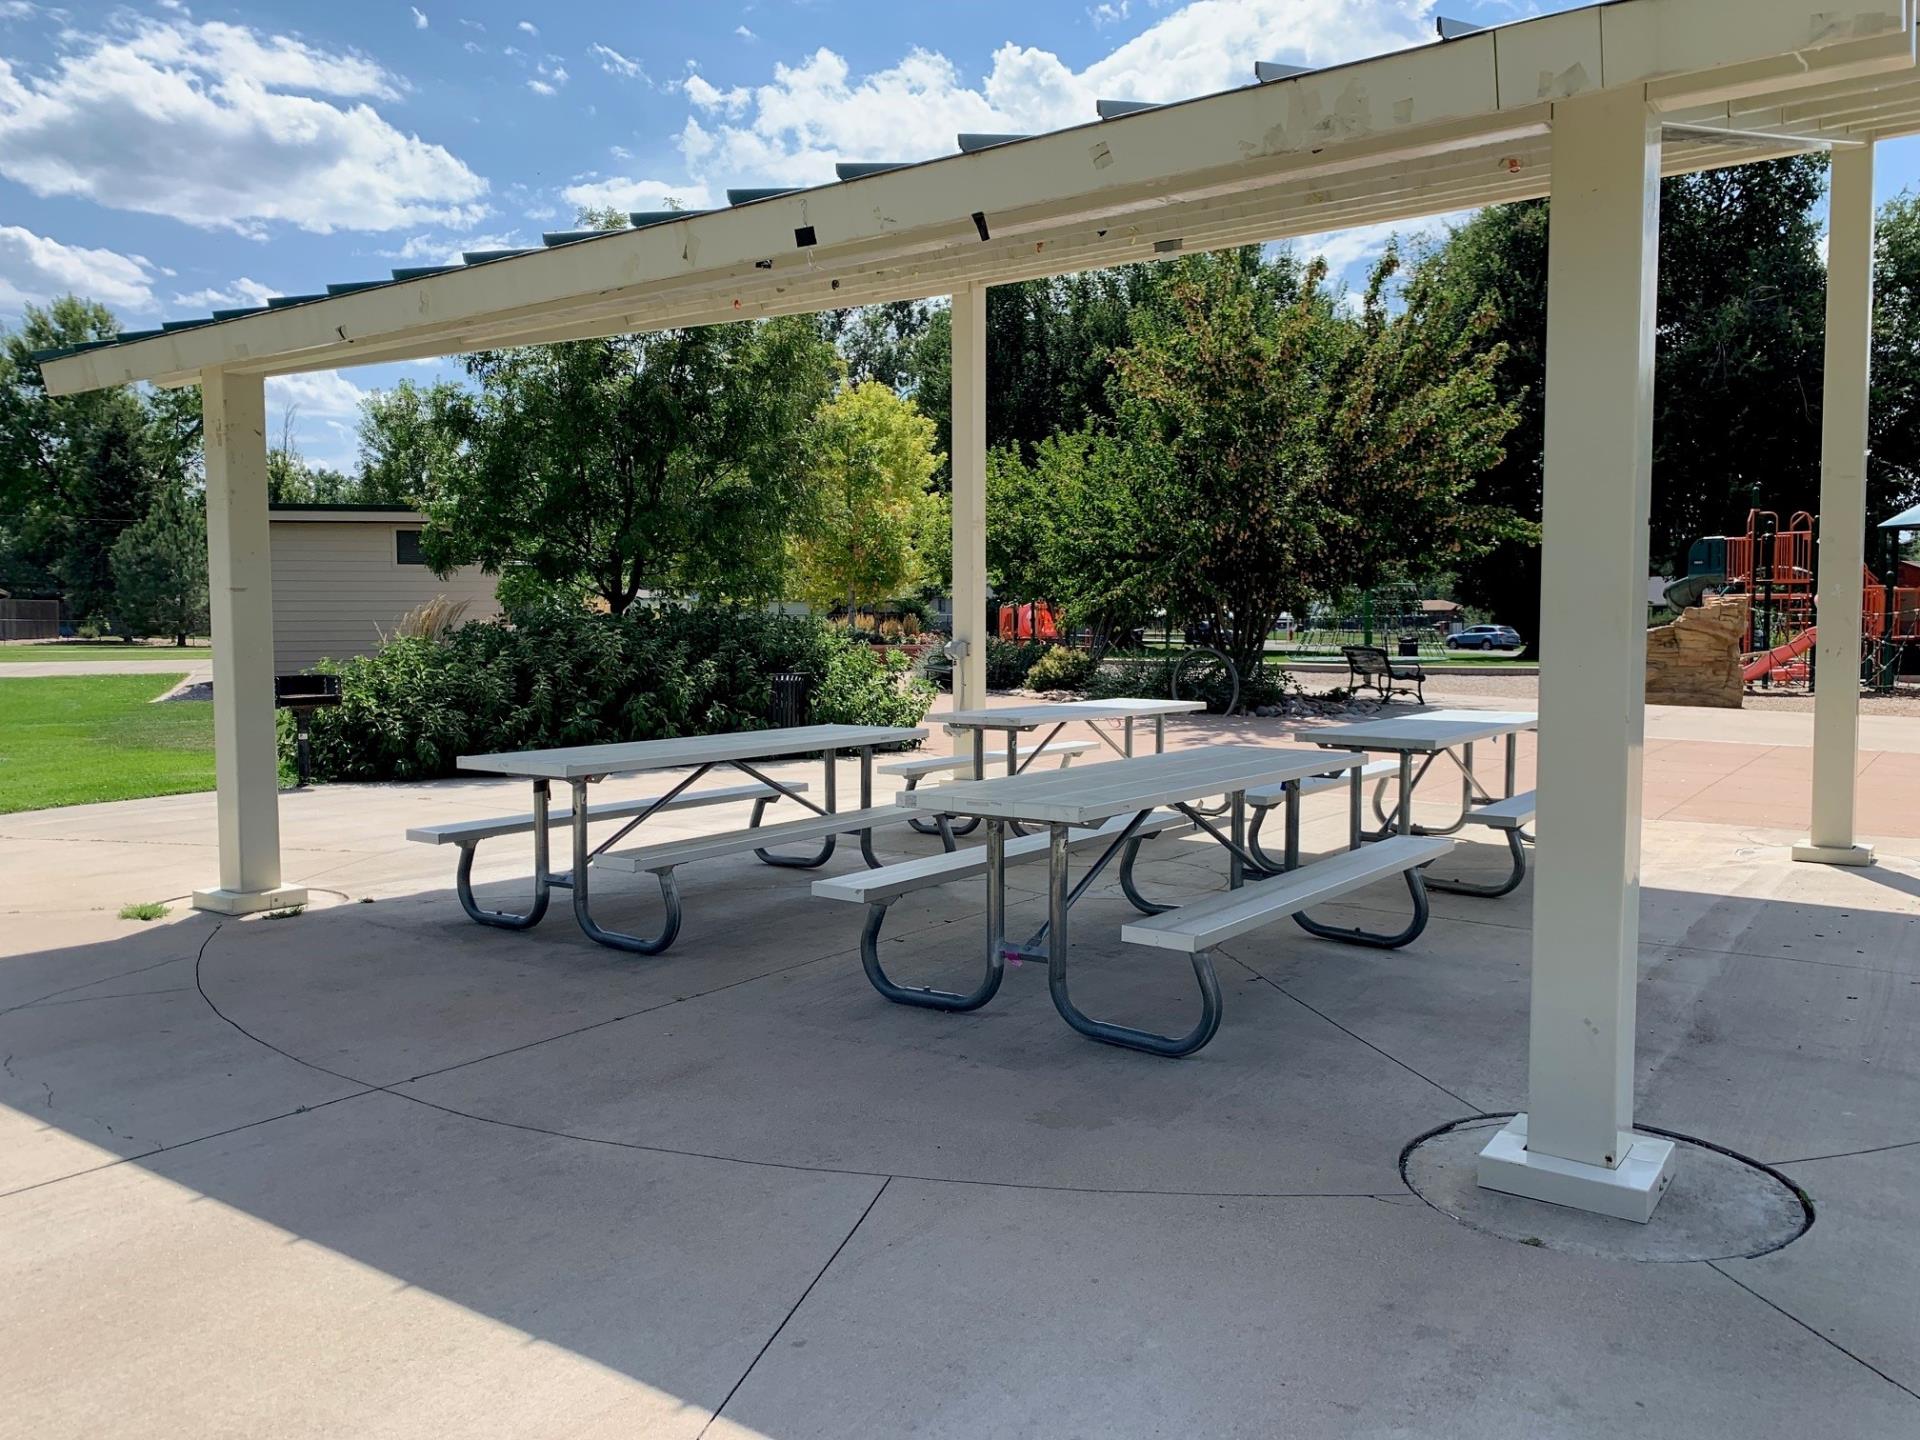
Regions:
[[3, 705, 1918, 1437]]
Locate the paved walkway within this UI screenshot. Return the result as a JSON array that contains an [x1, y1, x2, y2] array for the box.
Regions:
[[2, 723, 1917, 1437]]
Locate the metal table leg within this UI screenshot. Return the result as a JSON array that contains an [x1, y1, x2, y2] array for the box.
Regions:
[[861, 820, 1007, 1011], [1155, 715, 1166, 754], [455, 778, 554, 929], [1124, 716, 1135, 758], [565, 778, 682, 955], [755, 748, 839, 868], [1047, 821, 1223, 1058]]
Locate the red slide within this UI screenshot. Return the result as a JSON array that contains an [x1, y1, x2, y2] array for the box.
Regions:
[[1741, 626, 1816, 684]]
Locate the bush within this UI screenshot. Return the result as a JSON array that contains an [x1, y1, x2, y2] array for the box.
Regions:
[[288, 605, 935, 782], [1024, 644, 1097, 692]]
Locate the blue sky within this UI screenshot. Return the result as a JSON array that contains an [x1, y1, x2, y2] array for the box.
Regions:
[[4, 0, 1919, 470]]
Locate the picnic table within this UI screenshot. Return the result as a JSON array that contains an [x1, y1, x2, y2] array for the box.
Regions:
[[1302, 709, 1538, 896], [885, 745, 1448, 1057], [943, 697, 1206, 778], [434, 724, 926, 954]]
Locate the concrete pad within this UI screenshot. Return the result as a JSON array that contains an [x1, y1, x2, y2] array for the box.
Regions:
[[1721, 1144, 1920, 1395], [0, 1090, 884, 1439], [193, 855, 1035, 1086], [1406, 1115, 1808, 1261], [708, 1178, 1920, 1440], [401, 885, 1465, 1195], [0, 936, 364, 1192]]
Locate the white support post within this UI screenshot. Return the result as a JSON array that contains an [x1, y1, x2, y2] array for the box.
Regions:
[[949, 283, 989, 759], [193, 368, 305, 915], [1477, 90, 1676, 1223], [1796, 144, 1878, 868]]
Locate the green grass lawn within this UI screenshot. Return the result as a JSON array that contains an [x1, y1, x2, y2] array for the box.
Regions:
[[0, 641, 212, 662], [0, 673, 214, 813]]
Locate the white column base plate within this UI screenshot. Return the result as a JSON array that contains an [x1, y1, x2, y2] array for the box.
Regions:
[[192, 885, 309, 916], [1476, 1113, 1676, 1224], [1790, 841, 1876, 867]]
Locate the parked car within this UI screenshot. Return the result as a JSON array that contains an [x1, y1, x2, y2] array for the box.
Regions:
[[1445, 624, 1523, 651]]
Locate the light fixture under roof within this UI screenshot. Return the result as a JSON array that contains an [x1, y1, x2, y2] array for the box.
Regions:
[[834, 162, 909, 180], [1435, 16, 1486, 40], [727, 187, 798, 205], [1095, 100, 1157, 119], [1254, 61, 1312, 83]]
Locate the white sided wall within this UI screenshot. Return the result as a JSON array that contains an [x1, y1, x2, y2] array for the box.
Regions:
[[268, 517, 500, 673]]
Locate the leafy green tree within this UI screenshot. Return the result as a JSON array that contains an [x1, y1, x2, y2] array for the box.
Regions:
[[356, 379, 467, 505], [0, 298, 161, 626], [420, 318, 837, 614], [111, 481, 207, 644], [1870, 190, 1920, 528], [793, 381, 942, 628], [1421, 156, 1835, 648]]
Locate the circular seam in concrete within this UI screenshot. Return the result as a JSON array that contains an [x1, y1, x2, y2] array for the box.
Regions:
[[1398, 1112, 1816, 1263]]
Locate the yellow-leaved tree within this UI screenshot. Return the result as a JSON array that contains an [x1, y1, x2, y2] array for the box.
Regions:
[[795, 381, 942, 632]]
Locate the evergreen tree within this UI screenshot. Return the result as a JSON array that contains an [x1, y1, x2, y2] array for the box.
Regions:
[[111, 481, 208, 644]]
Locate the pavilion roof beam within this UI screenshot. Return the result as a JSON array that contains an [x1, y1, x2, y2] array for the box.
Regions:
[[139, 118, 1556, 385], [153, 120, 1842, 388], [38, 0, 1920, 397]]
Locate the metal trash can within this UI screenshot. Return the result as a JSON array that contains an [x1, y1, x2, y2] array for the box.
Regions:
[[1398, 636, 1420, 657], [768, 671, 811, 728]]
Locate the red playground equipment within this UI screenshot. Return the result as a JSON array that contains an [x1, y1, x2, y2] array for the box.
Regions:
[[1676, 509, 1920, 686], [997, 601, 1062, 644]]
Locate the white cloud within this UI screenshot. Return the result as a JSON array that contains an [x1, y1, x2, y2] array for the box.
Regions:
[[735, 25, 755, 40], [0, 17, 488, 235], [268, 370, 371, 420], [559, 176, 715, 213], [591, 42, 648, 82], [1289, 208, 1470, 273], [1088, 2, 1131, 28], [171, 275, 279, 310], [0, 224, 157, 314], [677, 0, 1437, 188], [381, 230, 525, 262], [517, 20, 538, 36], [411, 7, 428, 29], [527, 58, 568, 95]]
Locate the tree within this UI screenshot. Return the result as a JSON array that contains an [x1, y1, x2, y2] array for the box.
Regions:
[[1870, 190, 1920, 528], [111, 481, 207, 644], [1421, 156, 1835, 649], [793, 381, 942, 628], [356, 379, 466, 506], [419, 318, 837, 614], [0, 298, 162, 627]]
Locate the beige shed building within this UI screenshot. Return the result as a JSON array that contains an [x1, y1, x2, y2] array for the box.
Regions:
[[268, 505, 500, 672]]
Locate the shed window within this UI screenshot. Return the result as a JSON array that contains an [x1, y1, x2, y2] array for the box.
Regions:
[[395, 529, 426, 565]]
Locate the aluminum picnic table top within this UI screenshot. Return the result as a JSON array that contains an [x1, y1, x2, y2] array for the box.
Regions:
[[1298, 710, 1538, 754], [896, 744, 1339, 826], [457, 724, 928, 781], [943, 698, 1206, 731]]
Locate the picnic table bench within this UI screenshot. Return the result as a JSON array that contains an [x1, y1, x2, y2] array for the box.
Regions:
[[430, 724, 929, 956], [1304, 710, 1538, 897], [876, 746, 1450, 1058]]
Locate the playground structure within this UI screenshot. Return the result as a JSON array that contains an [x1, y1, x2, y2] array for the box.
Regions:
[[1674, 509, 1920, 690]]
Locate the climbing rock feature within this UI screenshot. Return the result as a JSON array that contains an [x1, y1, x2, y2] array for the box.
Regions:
[[1646, 595, 1749, 708]]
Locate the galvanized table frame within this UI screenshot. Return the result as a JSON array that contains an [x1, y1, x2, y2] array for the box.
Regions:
[[455, 726, 927, 956], [888, 747, 1413, 1057]]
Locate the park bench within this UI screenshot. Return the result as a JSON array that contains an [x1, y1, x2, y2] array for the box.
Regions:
[[882, 739, 1099, 835], [1425, 790, 1536, 897], [1343, 645, 1427, 704], [407, 782, 809, 928], [1120, 833, 1454, 958], [812, 810, 1195, 1012]]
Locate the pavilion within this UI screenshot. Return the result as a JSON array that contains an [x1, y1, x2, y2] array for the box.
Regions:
[[34, 0, 1920, 1221]]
